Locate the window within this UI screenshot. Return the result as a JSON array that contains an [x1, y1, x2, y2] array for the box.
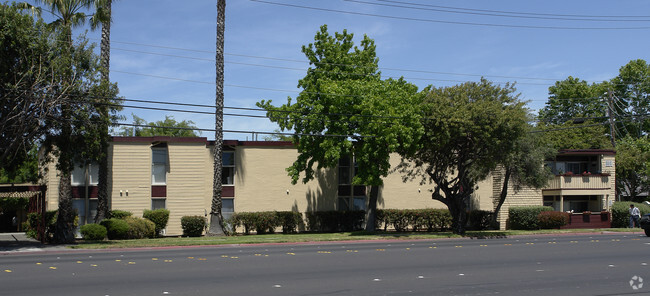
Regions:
[[152, 198, 166, 210], [152, 147, 168, 185], [71, 163, 99, 186], [337, 156, 366, 211], [222, 198, 234, 220], [222, 151, 235, 185]]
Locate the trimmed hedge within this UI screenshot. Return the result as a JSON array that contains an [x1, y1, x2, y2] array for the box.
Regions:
[[467, 210, 495, 230], [143, 209, 170, 236], [305, 211, 365, 232], [80, 223, 107, 240], [181, 216, 206, 237], [229, 211, 303, 234], [275, 211, 302, 234], [125, 217, 156, 239], [108, 210, 132, 219], [611, 201, 650, 228], [100, 218, 130, 240], [538, 211, 570, 229], [508, 206, 554, 230], [376, 209, 453, 232]]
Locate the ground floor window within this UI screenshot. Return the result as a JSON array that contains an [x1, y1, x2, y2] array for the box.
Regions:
[[338, 196, 366, 211], [222, 198, 234, 221], [543, 195, 602, 213], [72, 198, 98, 225], [152, 198, 166, 210]]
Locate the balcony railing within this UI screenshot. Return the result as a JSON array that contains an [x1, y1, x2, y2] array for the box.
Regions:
[[545, 174, 611, 190]]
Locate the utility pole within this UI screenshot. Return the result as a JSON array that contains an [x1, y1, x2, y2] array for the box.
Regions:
[[208, 0, 226, 236], [607, 90, 616, 148]]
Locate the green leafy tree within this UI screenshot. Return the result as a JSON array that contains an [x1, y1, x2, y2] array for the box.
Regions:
[[612, 59, 650, 138], [616, 136, 650, 202], [0, 4, 54, 174], [493, 130, 555, 226], [0, 145, 39, 184], [12, 0, 120, 243], [117, 114, 200, 137], [537, 120, 611, 150], [538, 76, 607, 125], [400, 79, 528, 234], [257, 25, 423, 231]]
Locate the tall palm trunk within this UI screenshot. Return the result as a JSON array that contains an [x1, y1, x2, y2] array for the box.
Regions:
[[95, 0, 112, 223], [54, 27, 76, 243], [208, 0, 226, 236]]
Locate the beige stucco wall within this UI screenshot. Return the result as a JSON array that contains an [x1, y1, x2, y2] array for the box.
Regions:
[[233, 146, 338, 213], [109, 142, 151, 219]]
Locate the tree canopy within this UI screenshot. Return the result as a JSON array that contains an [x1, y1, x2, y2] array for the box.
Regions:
[[400, 79, 529, 234], [257, 25, 423, 230], [117, 114, 200, 137]]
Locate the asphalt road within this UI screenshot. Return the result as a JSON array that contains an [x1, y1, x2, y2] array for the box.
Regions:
[[1, 233, 648, 296]]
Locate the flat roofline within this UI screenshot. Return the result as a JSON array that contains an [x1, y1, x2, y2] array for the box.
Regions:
[[111, 137, 295, 147], [112, 136, 208, 144], [557, 149, 616, 156]]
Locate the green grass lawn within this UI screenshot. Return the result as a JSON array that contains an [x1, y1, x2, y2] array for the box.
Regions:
[[69, 228, 644, 249]]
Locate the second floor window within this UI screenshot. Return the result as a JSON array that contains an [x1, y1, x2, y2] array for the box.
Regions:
[[71, 163, 99, 186], [222, 151, 235, 185], [152, 147, 168, 185]]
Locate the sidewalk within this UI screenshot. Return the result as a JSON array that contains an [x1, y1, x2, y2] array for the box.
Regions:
[[0, 232, 69, 253]]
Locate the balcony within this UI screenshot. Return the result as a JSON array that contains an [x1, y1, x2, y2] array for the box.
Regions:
[[544, 174, 611, 193]]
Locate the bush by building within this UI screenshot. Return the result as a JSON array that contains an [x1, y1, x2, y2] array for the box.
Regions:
[[508, 206, 554, 230], [611, 201, 650, 228], [24, 210, 57, 242], [80, 223, 107, 240], [181, 216, 206, 237], [124, 217, 156, 239], [537, 211, 570, 229], [143, 209, 170, 236], [100, 218, 130, 240], [305, 211, 365, 232], [108, 210, 132, 219]]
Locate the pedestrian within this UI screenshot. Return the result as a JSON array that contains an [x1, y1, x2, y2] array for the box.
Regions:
[[629, 204, 641, 228]]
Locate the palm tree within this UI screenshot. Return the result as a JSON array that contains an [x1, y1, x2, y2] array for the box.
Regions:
[[34, 0, 97, 243], [208, 0, 226, 236], [90, 0, 113, 223]]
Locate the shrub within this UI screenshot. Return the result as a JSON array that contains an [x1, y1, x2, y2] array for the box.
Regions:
[[108, 210, 132, 219], [181, 216, 206, 237], [24, 210, 57, 242], [143, 209, 170, 236], [375, 209, 452, 232], [467, 210, 495, 230], [124, 217, 156, 239], [276, 211, 302, 234], [508, 206, 554, 230], [100, 218, 130, 240], [305, 211, 365, 232], [253, 211, 279, 234], [80, 223, 107, 240], [611, 202, 650, 228], [538, 211, 570, 229]]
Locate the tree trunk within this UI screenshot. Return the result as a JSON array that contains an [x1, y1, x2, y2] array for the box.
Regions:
[[95, 0, 112, 223], [448, 195, 468, 235], [54, 173, 75, 243], [364, 185, 379, 232], [492, 168, 511, 228], [208, 0, 226, 236]]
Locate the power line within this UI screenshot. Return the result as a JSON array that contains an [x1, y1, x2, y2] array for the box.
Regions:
[[109, 46, 561, 83], [348, 0, 650, 22], [375, 0, 650, 19], [249, 0, 650, 30]]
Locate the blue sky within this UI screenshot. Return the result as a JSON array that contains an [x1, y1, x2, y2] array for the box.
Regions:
[[33, 0, 650, 140]]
